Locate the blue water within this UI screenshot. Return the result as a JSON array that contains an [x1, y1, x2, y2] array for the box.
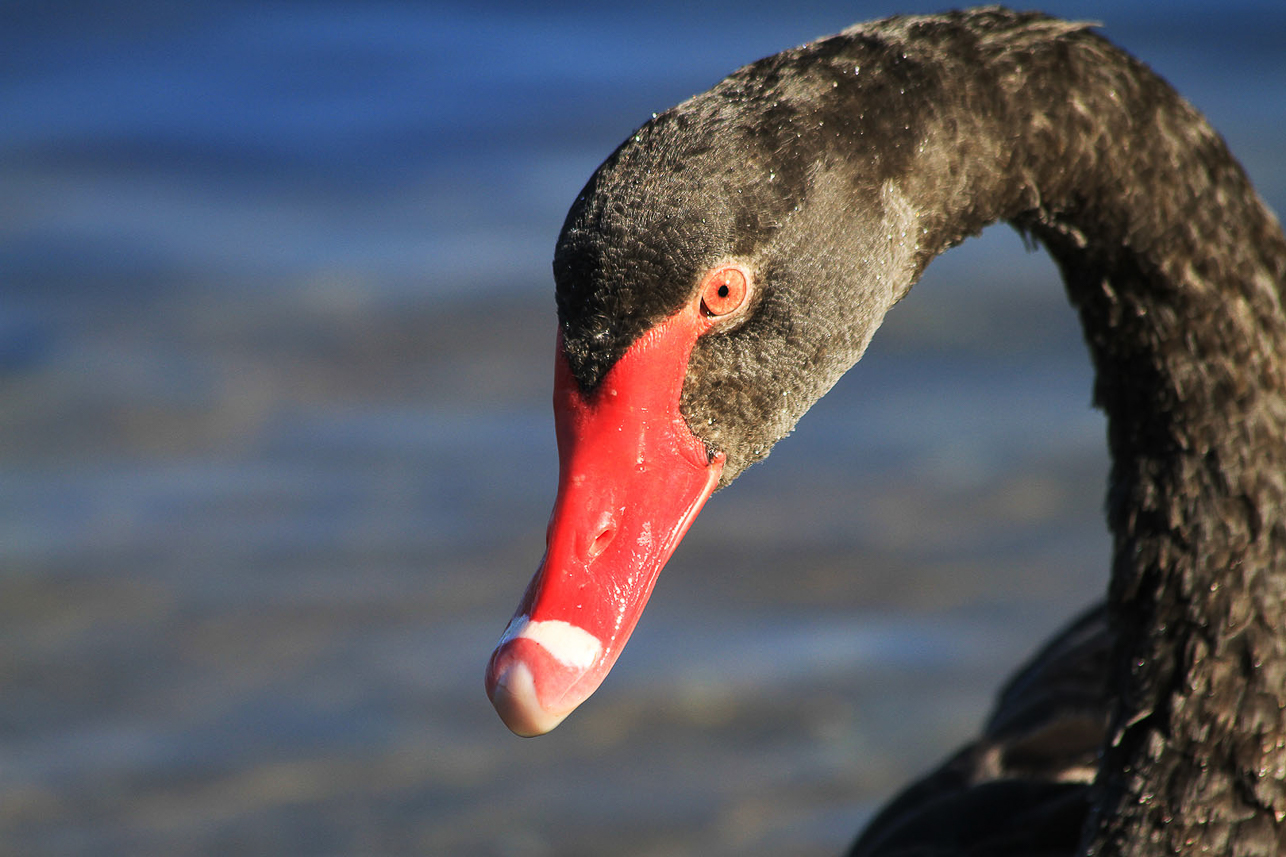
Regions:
[[2, 3, 1283, 855]]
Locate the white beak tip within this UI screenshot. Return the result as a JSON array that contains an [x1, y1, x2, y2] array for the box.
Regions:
[[487, 658, 571, 737]]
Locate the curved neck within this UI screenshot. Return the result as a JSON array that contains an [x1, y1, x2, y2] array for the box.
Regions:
[[874, 14, 1286, 855]]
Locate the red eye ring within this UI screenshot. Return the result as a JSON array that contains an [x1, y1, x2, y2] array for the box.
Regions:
[[699, 265, 751, 318]]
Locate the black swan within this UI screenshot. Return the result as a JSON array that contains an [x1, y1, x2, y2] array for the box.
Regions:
[[485, 8, 1286, 855]]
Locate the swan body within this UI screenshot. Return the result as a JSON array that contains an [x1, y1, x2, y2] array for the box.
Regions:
[[486, 8, 1286, 854]]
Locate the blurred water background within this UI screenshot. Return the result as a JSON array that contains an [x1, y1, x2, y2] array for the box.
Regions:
[[2, 2, 1283, 855]]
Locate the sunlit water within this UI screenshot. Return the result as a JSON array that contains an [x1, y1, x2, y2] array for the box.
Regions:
[[2, 3, 1283, 854]]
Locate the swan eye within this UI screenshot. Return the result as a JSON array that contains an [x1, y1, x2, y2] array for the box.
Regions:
[[699, 265, 751, 318]]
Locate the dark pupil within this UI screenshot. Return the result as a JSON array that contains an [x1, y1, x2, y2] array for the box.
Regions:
[[717, 284, 729, 298]]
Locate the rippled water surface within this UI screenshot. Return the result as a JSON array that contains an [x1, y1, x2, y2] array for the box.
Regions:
[[3, 2, 1284, 854]]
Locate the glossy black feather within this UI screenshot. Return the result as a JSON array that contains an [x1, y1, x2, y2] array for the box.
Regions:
[[849, 606, 1110, 857]]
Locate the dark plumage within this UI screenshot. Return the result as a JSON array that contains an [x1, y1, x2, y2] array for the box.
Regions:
[[548, 7, 1286, 854]]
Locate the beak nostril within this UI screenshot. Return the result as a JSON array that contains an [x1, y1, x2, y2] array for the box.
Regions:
[[587, 526, 616, 559]]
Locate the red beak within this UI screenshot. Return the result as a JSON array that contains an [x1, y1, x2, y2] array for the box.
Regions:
[[485, 302, 723, 735]]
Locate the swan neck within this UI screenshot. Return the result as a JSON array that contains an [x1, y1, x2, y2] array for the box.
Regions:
[[804, 14, 1286, 853], [890, 20, 1286, 855]]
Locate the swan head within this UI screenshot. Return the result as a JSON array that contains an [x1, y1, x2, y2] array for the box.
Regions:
[[487, 50, 927, 735]]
